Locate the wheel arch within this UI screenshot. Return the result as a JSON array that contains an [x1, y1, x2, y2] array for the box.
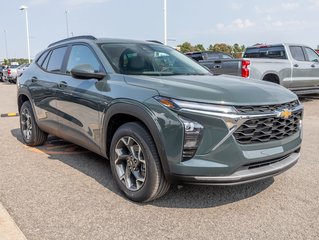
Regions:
[[101, 102, 171, 180], [262, 73, 280, 84], [18, 94, 30, 112]]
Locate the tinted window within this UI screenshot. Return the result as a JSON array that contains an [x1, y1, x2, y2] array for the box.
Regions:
[[290, 46, 306, 61], [305, 47, 319, 62], [42, 51, 51, 69], [186, 53, 203, 61], [36, 51, 49, 66], [46, 47, 67, 72], [244, 46, 286, 59], [66, 45, 102, 73]]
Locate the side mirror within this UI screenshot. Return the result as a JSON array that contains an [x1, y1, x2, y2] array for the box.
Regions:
[[71, 64, 106, 80]]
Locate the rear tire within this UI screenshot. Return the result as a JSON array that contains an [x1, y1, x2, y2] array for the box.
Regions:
[[263, 75, 280, 84], [20, 101, 48, 146], [110, 122, 170, 202]]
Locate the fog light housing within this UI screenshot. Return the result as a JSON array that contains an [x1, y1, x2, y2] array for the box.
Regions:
[[179, 116, 204, 160]]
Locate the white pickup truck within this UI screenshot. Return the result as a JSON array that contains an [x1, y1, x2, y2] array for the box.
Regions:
[[243, 44, 319, 94], [2, 63, 20, 83]]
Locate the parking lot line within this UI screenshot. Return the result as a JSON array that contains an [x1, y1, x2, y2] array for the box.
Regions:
[[0, 203, 27, 240]]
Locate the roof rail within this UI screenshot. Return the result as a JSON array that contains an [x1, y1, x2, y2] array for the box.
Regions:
[[146, 40, 164, 45], [48, 35, 97, 47]]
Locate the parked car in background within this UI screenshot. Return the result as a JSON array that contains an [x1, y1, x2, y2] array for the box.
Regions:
[[18, 36, 303, 202], [17, 63, 30, 77], [243, 44, 319, 94], [186, 51, 250, 77], [0, 66, 5, 81], [2, 64, 20, 83]]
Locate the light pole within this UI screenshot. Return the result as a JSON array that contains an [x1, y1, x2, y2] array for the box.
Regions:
[[19, 5, 31, 63], [65, 10, 69, 38], [163, 0, 167, 45], [4, 30, 8, 59]]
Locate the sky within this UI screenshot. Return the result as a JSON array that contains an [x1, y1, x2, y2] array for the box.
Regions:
[[1, 0, 319, 60]]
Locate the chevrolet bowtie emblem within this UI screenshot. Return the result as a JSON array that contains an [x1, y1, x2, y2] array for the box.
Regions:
[[280, 109, 292, 119]]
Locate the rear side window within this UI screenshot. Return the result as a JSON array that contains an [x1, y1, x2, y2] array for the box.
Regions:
[[290, 46, 306, 61], [206, 53, 220, 60], [46, 46, 68, 73], [304, 47, 319, 62], [186, 53, 203, 61], [244, 46, 286, 59]]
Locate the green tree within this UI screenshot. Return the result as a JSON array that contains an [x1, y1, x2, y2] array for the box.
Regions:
[[194, 44, 206, 52], [208, 43, 232, 54], [232, 43, 246, 58], [3, 59, 9, 65], [177, 42, 194, 53]]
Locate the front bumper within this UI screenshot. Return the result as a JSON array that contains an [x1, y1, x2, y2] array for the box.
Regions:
[[171, 152, 299, 185]]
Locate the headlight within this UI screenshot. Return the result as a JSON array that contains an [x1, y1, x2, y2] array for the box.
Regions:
[[154, 96, 236, 114]]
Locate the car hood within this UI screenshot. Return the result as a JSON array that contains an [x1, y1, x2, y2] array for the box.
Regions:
[[124, 74, 297, 106]]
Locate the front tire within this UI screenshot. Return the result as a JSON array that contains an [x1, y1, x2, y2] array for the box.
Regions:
[[110, 122, 170, 202], [20, 101, 48, 146]]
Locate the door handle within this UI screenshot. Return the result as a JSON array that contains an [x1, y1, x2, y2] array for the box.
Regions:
[[31, 77, 38, 83], [58, 81, 68, 88], [293, 64, 299, 67], [311, 64, 316, 68]]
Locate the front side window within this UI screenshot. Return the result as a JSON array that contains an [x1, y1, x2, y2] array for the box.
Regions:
[[305, 47, 319, 62], [290, 46, 306, 61], [99, 43, 210, 76], [66, 45, 103, 73], [46, 46, 68, 72]]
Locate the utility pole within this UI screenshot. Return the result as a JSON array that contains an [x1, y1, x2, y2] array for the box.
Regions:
[[4, 30, 8, 59], [65, 10, 70, 38], [164, 0, 167, 45]]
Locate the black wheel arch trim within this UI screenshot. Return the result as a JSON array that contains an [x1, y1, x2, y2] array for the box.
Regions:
[[101, 101, 171, 181]]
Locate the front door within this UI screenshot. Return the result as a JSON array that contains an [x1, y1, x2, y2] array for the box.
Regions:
[[56, 44, 105, 154]]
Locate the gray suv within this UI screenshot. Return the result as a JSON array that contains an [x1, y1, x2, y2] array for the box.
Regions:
[[17, 36, 303, 202]]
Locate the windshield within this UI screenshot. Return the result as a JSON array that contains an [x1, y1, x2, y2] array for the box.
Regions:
[[99, 43, 210, 76]]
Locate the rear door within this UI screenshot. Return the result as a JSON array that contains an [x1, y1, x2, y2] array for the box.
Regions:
[[289, 46, 318, 88], [56, 44, 105, 154], [28, 46, 68, 133], [303, 47, 319, 87]]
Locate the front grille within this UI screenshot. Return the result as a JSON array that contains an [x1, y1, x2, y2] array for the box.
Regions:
[[233, 110, 302, 144], [235, 100, 299, 114]]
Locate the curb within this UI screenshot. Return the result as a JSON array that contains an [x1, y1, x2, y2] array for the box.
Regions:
[[0, 202, 27, 240]]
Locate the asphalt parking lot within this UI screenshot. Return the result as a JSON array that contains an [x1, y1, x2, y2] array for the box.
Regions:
[[0, 82, 318, 240]]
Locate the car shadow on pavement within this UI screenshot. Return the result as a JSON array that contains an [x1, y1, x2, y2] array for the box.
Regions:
[[11, 128, 274, 208]]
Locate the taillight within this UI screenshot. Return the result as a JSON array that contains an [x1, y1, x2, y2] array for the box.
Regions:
[[7, 69, 11, 75], [241, 60, 250, 78]]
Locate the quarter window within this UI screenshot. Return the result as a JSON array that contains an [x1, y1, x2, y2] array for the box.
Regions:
[[46, 47, 68, 73], [290, 46, 306, 61], [66, 45, 102, 73], [36, 51, 49, 66]]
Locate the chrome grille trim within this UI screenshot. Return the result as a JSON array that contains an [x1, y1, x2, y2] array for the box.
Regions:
[[235, 100, 299, 115]]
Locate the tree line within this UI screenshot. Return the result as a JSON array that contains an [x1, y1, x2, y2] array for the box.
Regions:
[[2, 58, 29, 65], [177, 42, 246, 58]]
